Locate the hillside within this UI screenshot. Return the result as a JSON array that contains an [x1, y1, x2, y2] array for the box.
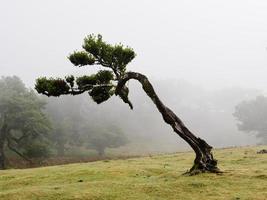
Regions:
[[0, 146, 267, 200]]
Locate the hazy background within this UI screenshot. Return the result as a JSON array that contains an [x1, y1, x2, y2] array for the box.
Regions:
[[1, 0, 267, 153]]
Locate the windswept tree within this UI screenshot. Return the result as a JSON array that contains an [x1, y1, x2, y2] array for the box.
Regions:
[[35, 34, 220, 174], [0, 76, 50, 169], [234, 95, 267, 144]]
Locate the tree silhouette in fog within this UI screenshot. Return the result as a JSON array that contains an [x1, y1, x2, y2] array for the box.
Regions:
[[234, 95, 267, 144], [0, 76, 50, 169]]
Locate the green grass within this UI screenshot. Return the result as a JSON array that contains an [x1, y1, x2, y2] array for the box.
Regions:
[[0, 146, 267, 200]]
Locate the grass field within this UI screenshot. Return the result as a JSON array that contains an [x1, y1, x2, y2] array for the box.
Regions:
[[0, 146, 267, 200]]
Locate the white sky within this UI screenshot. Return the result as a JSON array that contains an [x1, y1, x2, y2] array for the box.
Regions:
[[1, 0, 267, 90]]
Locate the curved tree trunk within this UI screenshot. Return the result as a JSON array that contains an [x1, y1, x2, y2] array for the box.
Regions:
[[115, 72, 221, 175]]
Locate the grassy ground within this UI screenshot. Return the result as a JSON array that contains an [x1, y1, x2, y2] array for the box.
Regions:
[[0, 146, 267, 200]]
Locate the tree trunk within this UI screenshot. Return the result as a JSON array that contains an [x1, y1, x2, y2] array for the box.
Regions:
[[115, 72, 221, 175], [0, 141, 5, 170], [0, 124, 7, 170]]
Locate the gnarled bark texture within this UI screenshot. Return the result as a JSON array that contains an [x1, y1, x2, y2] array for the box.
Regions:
[[115, 72, 220, 175]]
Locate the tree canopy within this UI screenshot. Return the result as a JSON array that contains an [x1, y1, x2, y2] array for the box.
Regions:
[[0, 76, 50, 169], [36, 34, 135, 108]]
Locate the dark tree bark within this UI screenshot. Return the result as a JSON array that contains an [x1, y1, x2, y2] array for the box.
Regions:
[[0, 124, 7, 170], [115, 72, 221, 175], [0, 142, 5, 170]]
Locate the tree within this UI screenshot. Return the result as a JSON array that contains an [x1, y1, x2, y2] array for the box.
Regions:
[[22, 138, 51, 159], [44, 96, 84, 156], [81, 124, 127, 157], [0, 76, 50, 169], [35, 34, 220, 174], [233, 95, 267, 144]]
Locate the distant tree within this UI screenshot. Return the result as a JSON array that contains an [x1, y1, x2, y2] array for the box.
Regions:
[[35, 34, 220, 174], [44, 96, 83, 156], [0, 76, 50, 169], [233, 96, 267, 144], [82, 124, 127, 156], [22, 138, 51, 159]]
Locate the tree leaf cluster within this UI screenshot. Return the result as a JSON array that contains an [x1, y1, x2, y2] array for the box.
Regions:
[[35, 34, 135, 107]]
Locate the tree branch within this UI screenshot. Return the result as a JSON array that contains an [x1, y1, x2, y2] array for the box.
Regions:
[[7, 138, 32, 163]]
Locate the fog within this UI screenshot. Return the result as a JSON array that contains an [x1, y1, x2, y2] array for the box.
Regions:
[[1, 0, 267, 154], [42, 80, 261, 155]]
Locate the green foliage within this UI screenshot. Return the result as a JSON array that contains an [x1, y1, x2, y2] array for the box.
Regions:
[[35, 34, 134, 107], [82, 34, 103, 58], [112, 44, 136, 72], [95, 70, 114, 84], [81, 34, 135, 73], [65, 75, 75, 88], [22, 140, 51, 159], [0, 76, 51, 163], [35, 78, 70, 97], [89, 86, 114, 104], [68, 51, 95, 66], [76, 75, 97, 89], [76, 70, 114, 88], [0, 78, 50, 135]]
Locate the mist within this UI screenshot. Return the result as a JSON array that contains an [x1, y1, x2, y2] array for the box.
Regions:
[[1, 0, 267, 157], [41, 79, 261, 156], [1, 0, 267, 90]]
